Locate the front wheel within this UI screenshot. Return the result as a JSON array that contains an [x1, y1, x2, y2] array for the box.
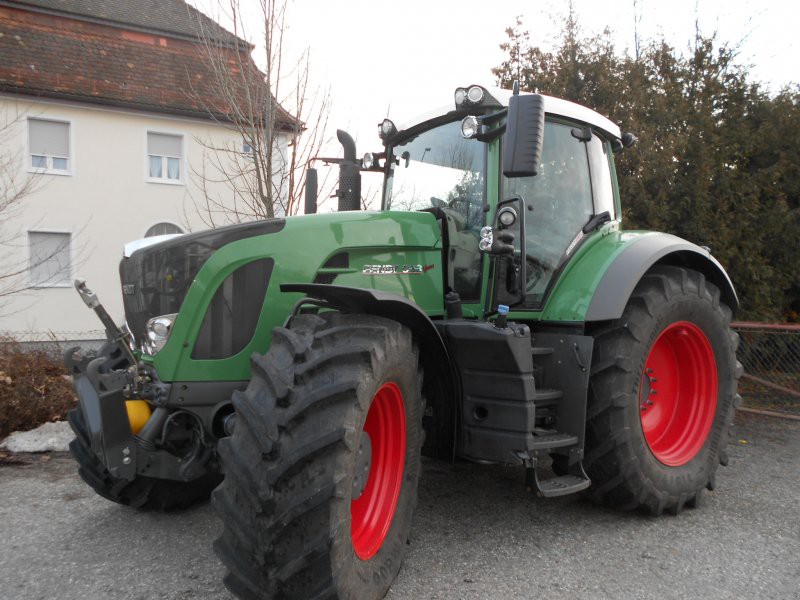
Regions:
[[584, 265, 741, 515], [213, 312, 424, 599]]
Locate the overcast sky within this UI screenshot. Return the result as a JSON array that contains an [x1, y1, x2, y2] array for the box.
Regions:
[[192, 0, 798, 202]]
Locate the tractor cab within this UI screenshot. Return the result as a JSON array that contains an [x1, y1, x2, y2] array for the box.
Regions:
[[309, 84, 633, 317]]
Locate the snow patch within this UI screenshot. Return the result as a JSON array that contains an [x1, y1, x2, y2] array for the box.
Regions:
[[0, 421, 73, 453]]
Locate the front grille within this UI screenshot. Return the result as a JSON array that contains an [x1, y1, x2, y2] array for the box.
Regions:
[[192, 258, 274, 360], [120, 219, 284, 348]]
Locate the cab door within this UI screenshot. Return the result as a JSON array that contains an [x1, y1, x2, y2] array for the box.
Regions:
[[503, 119, 616, 309]]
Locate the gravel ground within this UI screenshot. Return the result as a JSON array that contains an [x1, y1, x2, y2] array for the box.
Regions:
[[1, 412, 798, 600]]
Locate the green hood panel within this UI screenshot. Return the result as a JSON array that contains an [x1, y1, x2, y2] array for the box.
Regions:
[[153, 211, 444, 382]]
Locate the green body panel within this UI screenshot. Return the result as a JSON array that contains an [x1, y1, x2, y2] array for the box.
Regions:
[[152, 211, 444, 382], [506, 225, 658, 323]]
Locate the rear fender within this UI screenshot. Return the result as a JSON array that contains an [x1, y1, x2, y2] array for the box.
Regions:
[[585, 233, 738, 322]]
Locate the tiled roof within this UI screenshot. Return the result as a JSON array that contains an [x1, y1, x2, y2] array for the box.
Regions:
[[0, 3, 296, 126], [1, 0, 244, 46]]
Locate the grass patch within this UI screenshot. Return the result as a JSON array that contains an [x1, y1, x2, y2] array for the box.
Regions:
[[0, 339, 76, 439]]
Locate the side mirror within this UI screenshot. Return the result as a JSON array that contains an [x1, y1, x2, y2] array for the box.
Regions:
[[502, 93, 545, 178]]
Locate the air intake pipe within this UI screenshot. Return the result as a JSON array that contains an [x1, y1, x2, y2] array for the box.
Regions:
[[336, 129, 361, 211], [305, 167, 318, 214]]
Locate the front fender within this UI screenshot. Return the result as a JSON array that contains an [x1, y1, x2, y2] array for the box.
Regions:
[[281, 283, 459, 456]]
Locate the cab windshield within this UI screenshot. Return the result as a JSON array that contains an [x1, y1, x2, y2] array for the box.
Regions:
[[385, 120, 486, 223], [385, 119, 487, 300]]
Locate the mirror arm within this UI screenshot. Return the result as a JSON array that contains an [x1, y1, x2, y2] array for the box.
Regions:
[[476, 124, 506, 143]]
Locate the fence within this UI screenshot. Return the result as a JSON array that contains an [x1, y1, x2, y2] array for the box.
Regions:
[[1, 324, 798, 414], [733, 322, 800, 417]]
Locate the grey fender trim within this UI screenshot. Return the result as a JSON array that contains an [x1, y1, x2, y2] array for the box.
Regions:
[[585, 233, 738, 322], [280, 283, 460, 405]]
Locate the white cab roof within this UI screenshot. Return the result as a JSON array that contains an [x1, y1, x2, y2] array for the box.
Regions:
[[396, 86, 621, 140]]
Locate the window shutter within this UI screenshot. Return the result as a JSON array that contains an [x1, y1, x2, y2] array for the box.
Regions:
[[29, 119, 69, 157], [29, 232, 71, 285], [147, 133, 182, 157]]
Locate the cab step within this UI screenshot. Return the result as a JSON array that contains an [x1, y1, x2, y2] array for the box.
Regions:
[[536, 474, 592, 497], [525, 459, 591, 498], [530, 430, 578, 450]]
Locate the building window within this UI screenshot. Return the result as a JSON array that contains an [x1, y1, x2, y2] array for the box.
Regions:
[[147, 132, 182, 182], [29, 231, 71, 286], [145, 222, 184, 237], [28, 118, 70, 174], [242, 142, 254, 155]]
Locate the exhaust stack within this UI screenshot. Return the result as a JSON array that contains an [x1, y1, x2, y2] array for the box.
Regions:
[[336, 129, 361, 211]]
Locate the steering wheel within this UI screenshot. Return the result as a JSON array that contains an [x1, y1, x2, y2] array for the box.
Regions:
[[525, 253, 553, 292]]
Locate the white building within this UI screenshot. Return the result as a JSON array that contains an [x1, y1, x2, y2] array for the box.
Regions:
[[0, 0, 294, 342]]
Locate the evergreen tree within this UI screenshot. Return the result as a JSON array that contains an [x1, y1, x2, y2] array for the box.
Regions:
[[494, 17, 800, 321]]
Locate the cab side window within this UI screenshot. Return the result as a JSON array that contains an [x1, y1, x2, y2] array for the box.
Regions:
[[587, 135, 615, 218]]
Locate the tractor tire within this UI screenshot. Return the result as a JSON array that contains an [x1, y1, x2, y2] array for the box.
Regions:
[[584, 265, 742, 515], [68, 407, 222, 511], [213, 312, 424, 600]]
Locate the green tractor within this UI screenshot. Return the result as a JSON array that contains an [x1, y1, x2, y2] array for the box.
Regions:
[[65, 84, 740, 599]]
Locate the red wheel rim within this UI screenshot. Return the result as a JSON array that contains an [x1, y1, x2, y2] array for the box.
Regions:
[[351, 382, 406, 560], [639, 321, 718, 466]]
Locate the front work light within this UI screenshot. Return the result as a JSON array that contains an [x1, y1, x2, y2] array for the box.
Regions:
[[497, 207, 517, 227], [454, 85, 487, 108], [461, 115, 480, 139], [479, 226, 493, 251], [379, 119, 397, 140], [362, 152, 374, 169], [467, 85, 484, 104]]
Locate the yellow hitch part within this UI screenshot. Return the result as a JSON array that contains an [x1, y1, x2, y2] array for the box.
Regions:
[[125, 400, 152, 435]]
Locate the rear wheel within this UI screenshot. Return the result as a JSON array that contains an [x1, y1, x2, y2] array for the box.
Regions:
[[213, 312, 424, 599], [585, 265, 741, 515]]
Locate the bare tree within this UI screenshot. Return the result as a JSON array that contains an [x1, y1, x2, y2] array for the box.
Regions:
[[187, 0, 331, 226], [633, 0, 643, 61], [0, 110, 44, 306]]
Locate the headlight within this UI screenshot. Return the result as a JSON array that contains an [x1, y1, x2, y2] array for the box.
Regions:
[[379, 119, 396, 140], [498, 207, 517, 227], [362, 152, 374, 169], [454, 87, 467, 106], [144, 313, 178, 355], [479, 226, 493, 251], [455, 85, 485, 107], [461, 115, 480, 139], [467, 85, 484, 104]]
